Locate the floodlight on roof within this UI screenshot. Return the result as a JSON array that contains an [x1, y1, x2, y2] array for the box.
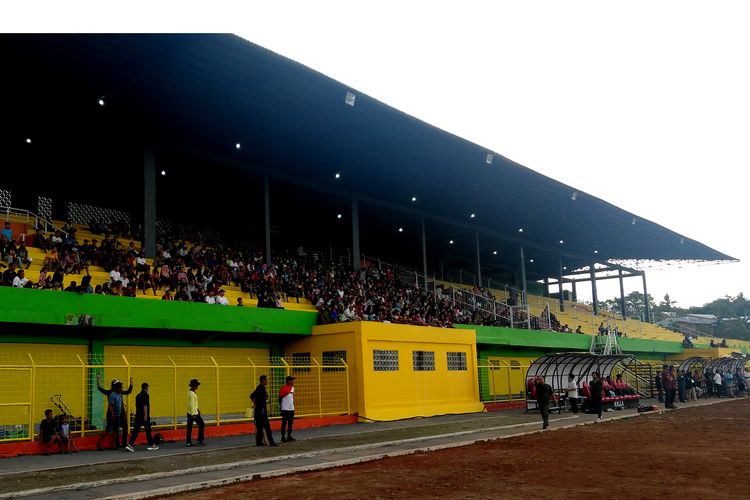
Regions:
[[486, 153, 493, 165], [530, 259, 534, 263], [160, 170, 166, 176], [335, 172, 341, 179], [559, 240, 564, 244], [25, 138, 31, 144], [449, 239, 454, 245], [411, 196, 417, 202], [98, 98, 105, 106], [632, 218, 637, 225], [571, 192, 578, 201], [594, 249, 599, 254], [345, 92, 356, 106], [470, 213, 476, 219], [492, 250, 497, 255], [337, 213, 342, 219], [235, 142, 241, 150], [398, 227, 403, 233], [563, 266, 567, 270], [518, 228, 523, 233]]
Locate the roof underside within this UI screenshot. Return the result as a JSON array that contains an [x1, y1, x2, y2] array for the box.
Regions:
[[0, 34, 735, 280]]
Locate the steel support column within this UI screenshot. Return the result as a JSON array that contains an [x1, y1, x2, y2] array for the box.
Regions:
[[475, 231, 482, 287], [352, 199, 360, 271], [619, 269, 626, 319], [590, 263, 599, 315], [558, 257, 565, 313], [143, 147, 156, 260], [264, 175, 271, 265], [519, 245, 527, 305], [420, 217, 428, 290], [642, 272, 650, 323]]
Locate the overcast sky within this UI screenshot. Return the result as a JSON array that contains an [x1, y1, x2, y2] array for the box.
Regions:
[[10, 1, 749, 308]]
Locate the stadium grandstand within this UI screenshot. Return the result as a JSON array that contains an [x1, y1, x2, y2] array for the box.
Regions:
[[0, 35, 747, 453]]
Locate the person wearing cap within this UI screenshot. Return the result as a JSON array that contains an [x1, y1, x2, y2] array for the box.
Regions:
[[186, 379, 204, 446], [278, 376, 296, 442], [128, 382, 159, 452], [250, 375, 278, 447], [96, 373, 133, 449]]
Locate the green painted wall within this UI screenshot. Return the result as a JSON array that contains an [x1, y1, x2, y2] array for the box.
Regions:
[[0, 287, 317, 334]]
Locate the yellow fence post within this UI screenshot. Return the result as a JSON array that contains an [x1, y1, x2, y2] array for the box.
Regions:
[[27, 354, 35, 442], [311, 357, 322, 418], [122, 355, 131, 424], [340, 358, 350, 416], [211, 356, 220, 426], [168, 356, 177, 430], [76, 354, 86, 437], [505, 360, 512, 402]]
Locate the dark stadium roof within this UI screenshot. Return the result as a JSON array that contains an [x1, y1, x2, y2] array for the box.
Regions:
[[0, 34, 736, 281]]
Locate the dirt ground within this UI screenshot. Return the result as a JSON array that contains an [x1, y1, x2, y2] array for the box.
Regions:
[[176, 398, 750, 500]]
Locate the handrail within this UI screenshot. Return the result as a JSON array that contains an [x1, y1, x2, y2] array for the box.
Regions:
[[1, 206, 69, 238]]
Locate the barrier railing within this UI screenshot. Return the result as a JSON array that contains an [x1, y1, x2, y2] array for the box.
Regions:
[[477, 361, 530, 403], [0, 354, 349, 443], [1, 205, 69, 238]]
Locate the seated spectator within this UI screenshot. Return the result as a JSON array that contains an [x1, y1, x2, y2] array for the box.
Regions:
[[205, 290, 216, 304], [38, 266, 49, 288], [64, 281, 78, 292], [162, 288, 174, 301], [2, 263, 18, 287], [236, 297, 244, 307], [575, 325, 583, 334], [215, 289, 229, 305], [58, 414, 78, 454], [17, 244, 32, 269], [1, 222, 13, 242], [135, 252, 149, 273], [12, 269, 31, 288], [94, 284, 104, 295], [123, 282, 137, 297], [39, 409, 62, 455], [720, 339, 727, 348], [80, 275, 94, 294], [109, 265, 122, 283]]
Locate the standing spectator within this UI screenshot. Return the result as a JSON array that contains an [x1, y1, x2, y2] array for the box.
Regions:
[[677, 369, 687, 403], [186, 379, 204, 446], [278, 376, 296, 442], [58, 414, 78, 454], [685, 371, 697, 402], [96, 374, 134, 449], [693, 370, 704, 399], [655, 366, 665, 402], [96, 380, 125, 450], [663, 365, 677, 408], [589, 371, 604, 421], [250, 375, 278, 447], [534, 375, 553, 429], [128, 382, 159, 451], [566, 373, 579, 414], [39, 409, 62, 455], [713, 370, 723, 398]]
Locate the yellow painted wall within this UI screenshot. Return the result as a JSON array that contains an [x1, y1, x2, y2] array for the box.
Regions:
[[486, 356, 535, 400], [292, 322, 483, 421], [666, 347, 735, 362]]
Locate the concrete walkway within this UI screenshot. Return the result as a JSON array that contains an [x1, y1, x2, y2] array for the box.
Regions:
[[0, 398, 732, 499]]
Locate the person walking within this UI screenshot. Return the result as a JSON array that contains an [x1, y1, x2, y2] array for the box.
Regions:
[[128, 382, 159, 451], [589, 371, 604, 421], [278, 376, 296, 442], [534, 376, 553, 429], [566, 373, 579, 414], [186, 379, 204, 446], [250, 374, 278, 447]]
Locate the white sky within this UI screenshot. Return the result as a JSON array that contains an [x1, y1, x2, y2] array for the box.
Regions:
[[7, 1, 749, 308]]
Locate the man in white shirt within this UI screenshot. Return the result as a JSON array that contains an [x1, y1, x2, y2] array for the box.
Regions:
[[204, 290, 216, 304], [215, 289, 229, 305], [12, 269, 29, 288], [109, 266, 122, 283], [279, 376, 296, 442], [566, 373, 579, 414]]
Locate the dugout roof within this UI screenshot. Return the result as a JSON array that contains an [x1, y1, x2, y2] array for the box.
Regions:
[[0, 34, 735, 279], [526, 352, 636, 392]]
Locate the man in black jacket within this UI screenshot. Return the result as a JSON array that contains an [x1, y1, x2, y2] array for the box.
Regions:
[[127, 382, 159, 451], [589, 371, 604, 421], [250, 375, 278, 447], [534, 376, 554, 429]]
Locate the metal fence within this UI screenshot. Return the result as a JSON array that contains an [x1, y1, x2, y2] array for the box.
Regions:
[[0, 353, 350, 443], [477, 361, 530, 403]]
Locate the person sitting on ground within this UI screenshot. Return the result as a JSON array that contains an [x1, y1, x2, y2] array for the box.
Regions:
[[58, 414, 78, 454]]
